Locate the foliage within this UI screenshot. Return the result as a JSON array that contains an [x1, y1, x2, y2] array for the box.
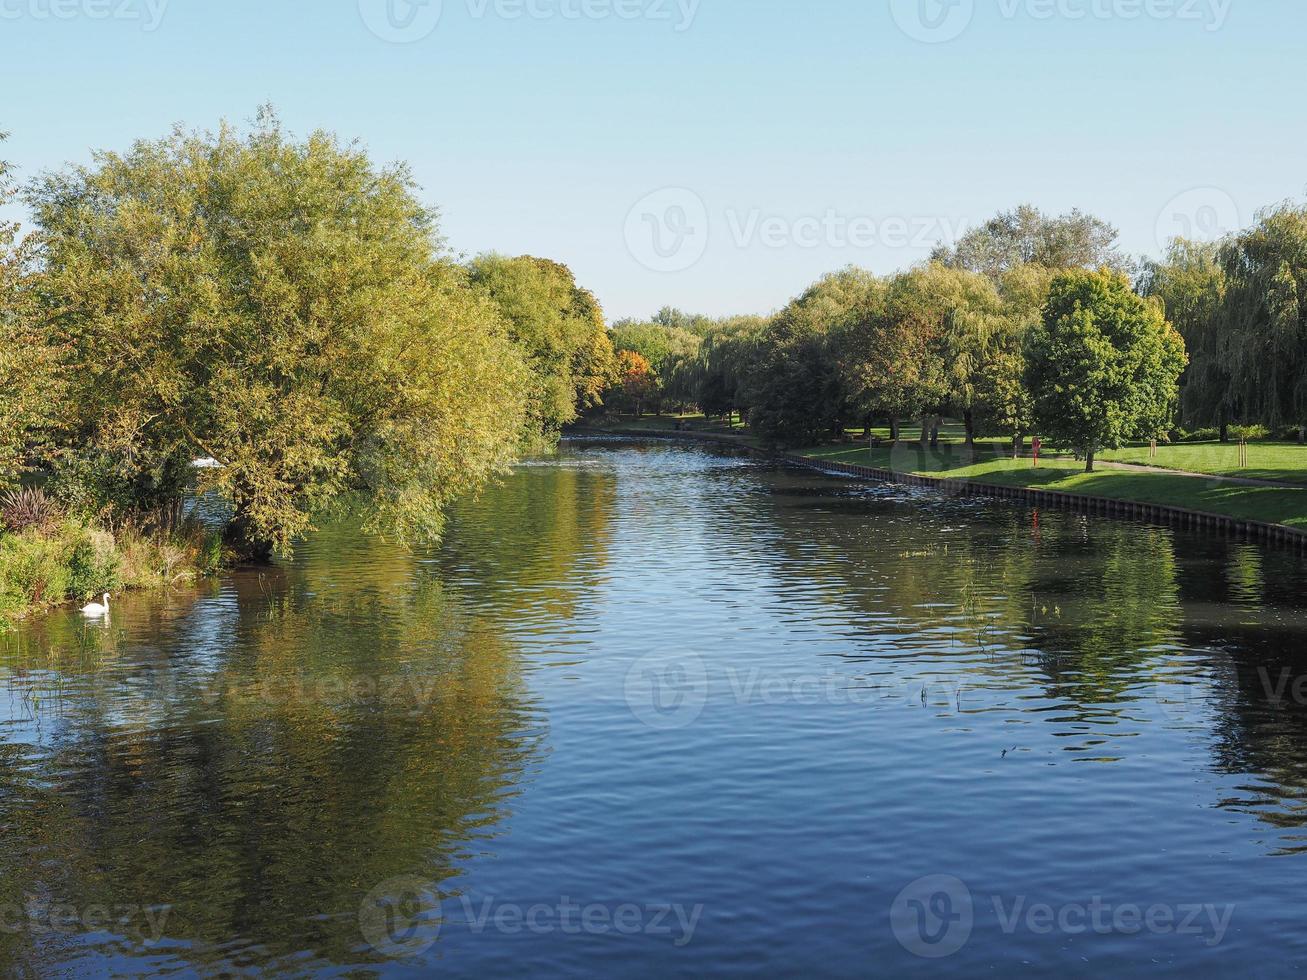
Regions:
[[747, 268, 879, 445], [28, 112, 529, 556], [933, 204, 1125, 280], [1139, 239, 1229, 431], [0, 487, 63, 535], [1024, 269, 1188, 470], [467, 253, 614, 441], [1214, 205, 1307, 432], [0, 135, 63, 484], [614, 350, 657, 415]]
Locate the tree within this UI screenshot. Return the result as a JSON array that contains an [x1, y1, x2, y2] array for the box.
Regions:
[[747, 268, 879, 446], [609, 317, 701, 414], [467, 254, 614, 442], [1025, 269, 1187, 471], [0, 135, 62, 484], [1139, 239, 1230, 438], [836, 267, 949, 444], [1212, 206, 1307, 439], [689, 316, 766, 421], [27, 112, 529, 556], [934, 204, 1125, 280], [615, 350, 657, 417]]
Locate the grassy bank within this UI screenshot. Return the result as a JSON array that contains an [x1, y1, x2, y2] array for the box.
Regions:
[[799, 443, 1307, 530], [0, 518, 225, 623]]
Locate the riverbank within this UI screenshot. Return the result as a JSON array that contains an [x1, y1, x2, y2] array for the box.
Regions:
[[571, 421, 1307, 546], [0, 520, 225, 623]]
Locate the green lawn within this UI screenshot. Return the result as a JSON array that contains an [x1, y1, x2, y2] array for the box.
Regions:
[[1098, 441, 1307, 484], [800, 443, 1307, 530], [841, 424, 1307, 485]]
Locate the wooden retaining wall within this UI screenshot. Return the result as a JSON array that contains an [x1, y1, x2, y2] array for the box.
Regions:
[[568, 427, 1307, 552]]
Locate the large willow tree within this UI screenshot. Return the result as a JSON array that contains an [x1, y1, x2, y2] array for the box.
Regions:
[[27, 112, 529, 556], [1215, 205, 1307, 438], [1139, 239, 1230, 437]]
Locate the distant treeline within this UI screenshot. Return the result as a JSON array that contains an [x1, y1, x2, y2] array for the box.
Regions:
[[606, 203, 1307, 462]]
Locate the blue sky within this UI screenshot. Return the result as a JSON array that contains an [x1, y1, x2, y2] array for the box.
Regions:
[[2, 0, 1304, 319]]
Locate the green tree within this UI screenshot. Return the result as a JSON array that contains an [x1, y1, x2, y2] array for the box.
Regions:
[[1025, 269, 1187, 471], [747, 268, 879, 446], [1139, 239, 1230, 438], [1212, 206, 1307, 439], [934, 204, 1124, 280], [0, 136, 62, 484], [467, 254, 614, 441], [28, 112, 529, 556]]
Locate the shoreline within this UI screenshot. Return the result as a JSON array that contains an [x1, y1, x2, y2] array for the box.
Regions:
[[567, 426, 1307, 552]]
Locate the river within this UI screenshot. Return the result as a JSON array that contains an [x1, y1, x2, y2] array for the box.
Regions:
[[3, 437, 1307, 976]]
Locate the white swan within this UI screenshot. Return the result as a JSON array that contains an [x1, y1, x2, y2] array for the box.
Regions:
[[81, 593, 111, 616]]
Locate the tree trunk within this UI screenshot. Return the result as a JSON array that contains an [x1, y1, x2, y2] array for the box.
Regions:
[[224, 512, 275, 564], [1299, 426, 1305, 445], [1085, 450, 1095, 473], [929, 416, 941, 449], [1219, 417, 1229, 444], [963, 409, 975, 448], [1013, 434, 1025, 460], [919, 417, 931, 447], [890, 418, 900, 442]]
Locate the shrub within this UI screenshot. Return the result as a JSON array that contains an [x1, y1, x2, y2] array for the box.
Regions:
[[1230, 424, 1271, 442], [65, 526, 122, 599], [1, 487, 63, 535], [0, 531, 72, 615]]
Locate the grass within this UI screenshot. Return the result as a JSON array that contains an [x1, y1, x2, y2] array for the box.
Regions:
[[800, 442, 1307, 529], [1097, 441, 1307, 484], [0, 519, 226, 624]]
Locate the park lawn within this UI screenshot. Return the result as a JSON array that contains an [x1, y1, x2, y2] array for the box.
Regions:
[[800, 443, 1307, 530], [1097, 441, 1307, 485]]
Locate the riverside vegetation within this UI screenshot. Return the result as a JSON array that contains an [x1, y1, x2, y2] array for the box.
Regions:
[[3, 114, 1306, 620]]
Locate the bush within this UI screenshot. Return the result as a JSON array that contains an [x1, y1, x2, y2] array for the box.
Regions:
[[1230, 424, 1271, 442], [1175, 428, 1221, 443], [65, 526, 122, 599], [1, 487, 63, 535], [0, 531, 72, 616]]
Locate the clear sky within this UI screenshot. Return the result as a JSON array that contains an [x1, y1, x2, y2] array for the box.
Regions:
[[2, 0, 1304, 320]]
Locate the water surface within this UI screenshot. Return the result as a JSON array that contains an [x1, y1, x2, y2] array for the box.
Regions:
[[4, 438, 1307, 976]]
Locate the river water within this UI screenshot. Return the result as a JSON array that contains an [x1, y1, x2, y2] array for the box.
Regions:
[[4, 437, 1307, 977]]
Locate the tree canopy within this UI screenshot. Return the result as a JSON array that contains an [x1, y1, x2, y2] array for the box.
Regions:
[[1025, 269, 1187, 470], [26, 114, 531, 555]]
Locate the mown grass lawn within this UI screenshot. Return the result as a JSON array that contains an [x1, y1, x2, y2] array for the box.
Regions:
[[1098, 441, 1307, 484], [800, 443, 1307, 530]]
